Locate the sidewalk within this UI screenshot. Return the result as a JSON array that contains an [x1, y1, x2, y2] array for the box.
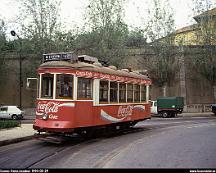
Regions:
[[181, 112, 214, 117], [0, 112, 215, 147], [0, 124, 35, 146]]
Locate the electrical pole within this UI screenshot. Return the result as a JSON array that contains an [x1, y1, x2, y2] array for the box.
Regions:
[[10, 30, 22, 109]]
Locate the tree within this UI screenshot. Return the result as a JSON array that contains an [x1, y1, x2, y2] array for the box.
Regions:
[[0, 19, 7, 75], [83, 0, 128, 66], [125, 28, 147, 48], [17, 0, 62, 54], [192, 0, 216, 102], [145, 0, 178, 96], [0, 19, 7, 51]]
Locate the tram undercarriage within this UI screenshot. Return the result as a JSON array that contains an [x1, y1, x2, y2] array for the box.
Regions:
[[34, 119, 149, 144]]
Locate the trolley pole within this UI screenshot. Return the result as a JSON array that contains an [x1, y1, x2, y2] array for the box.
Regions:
[[11, 30, 22, 109]]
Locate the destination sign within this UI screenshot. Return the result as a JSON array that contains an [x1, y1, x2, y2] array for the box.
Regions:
[[43, 52, 78, 62]]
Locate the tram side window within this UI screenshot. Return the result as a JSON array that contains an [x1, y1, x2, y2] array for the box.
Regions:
[[41, 74, 54, 98], [134, 84, 140, 102], [110, 82, 118, 103], [141, 85, 146, 102], [127, 84, 133, 102], [99, 80, 109, 103], [56, 74, 73, 99], [77, 77, 92, 99], [119, 83, 126, 103]]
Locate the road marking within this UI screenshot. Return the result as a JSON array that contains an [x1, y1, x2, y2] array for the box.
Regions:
[[186, 123, 216, 129]]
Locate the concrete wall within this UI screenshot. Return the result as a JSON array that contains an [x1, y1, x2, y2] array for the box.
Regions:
[[121, 46, 215, 112], [0, 46, 215, 112], [0, 53, 39, 108]]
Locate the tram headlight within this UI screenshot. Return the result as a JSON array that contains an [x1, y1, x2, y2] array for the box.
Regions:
[[42, 113, 49, 120]]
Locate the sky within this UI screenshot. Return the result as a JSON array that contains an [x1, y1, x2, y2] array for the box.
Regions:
[[0, 0, 214, 38]]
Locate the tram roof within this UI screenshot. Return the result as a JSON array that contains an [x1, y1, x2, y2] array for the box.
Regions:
[[39, 60, 150, 80]]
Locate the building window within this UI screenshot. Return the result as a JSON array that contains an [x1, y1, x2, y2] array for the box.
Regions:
[[41, 74, 54, 98], [110, 82, 118, 103], [119, 83, 126, 103], [127, 84, 133, 102], [99, 80, 109, 103], [77, 77, 92, 99], [56, 74, 73, 99], [134, 84, 140, 102], [141, 85, 146, 102]]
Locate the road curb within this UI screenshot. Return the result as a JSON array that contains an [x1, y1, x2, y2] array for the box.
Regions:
[[181, 113, 214, 117], [0, 135, 34, 147]]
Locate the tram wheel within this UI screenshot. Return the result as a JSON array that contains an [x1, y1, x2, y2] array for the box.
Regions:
[[78, 129, 95, 139]]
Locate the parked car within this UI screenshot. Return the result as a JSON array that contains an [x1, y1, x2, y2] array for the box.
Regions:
[[211, 104, 216, 115], [0, 106, 24, 120]]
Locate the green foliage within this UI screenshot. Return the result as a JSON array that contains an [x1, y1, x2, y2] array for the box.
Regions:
[[125, 29, 147, 48], [0, 19, 7, 78], [0, 19, 7, 51], [54, 30, 77, 52], [83, 0, 128, 66], [18, 0, 62, 54], [192, 47, 216, 86], [146, 0, 174, 42], [149, 54, 179, 87], [0, 120, 20, 129], [192, 0, 216, 86], [145, 0, 178, 89], [192, 0, 216, 45]]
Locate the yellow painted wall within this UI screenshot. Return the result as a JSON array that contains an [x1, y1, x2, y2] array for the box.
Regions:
[[172, 11, 216, 46], [174, 29, 200, 46]]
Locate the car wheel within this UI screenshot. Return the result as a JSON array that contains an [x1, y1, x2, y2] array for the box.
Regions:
[[12, 115, 18, 120], [162, 112, 169, 118]]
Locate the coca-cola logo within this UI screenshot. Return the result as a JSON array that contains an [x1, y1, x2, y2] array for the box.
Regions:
[[117, 105, 133, 118], [37, 102, 59, 114]]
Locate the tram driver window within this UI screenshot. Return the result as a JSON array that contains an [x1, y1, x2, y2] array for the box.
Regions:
[[77, 77, 92, 99], [99, 80, 109, 103], [56, 74, 73, 99], [41, 74, 54, 98]]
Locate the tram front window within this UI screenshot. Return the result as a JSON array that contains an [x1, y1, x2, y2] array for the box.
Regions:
[[41, 74, 54, 98], [56, 74, 73, 99]]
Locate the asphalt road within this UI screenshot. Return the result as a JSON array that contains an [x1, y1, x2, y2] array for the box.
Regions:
[[0, 115, 216, 169]]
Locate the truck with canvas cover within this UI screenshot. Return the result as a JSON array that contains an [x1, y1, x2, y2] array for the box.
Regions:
[[157, 97, 184, 118]]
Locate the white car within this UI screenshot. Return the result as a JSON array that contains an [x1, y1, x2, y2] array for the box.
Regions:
[[0, 106, 24, 120], [150, 101, 158, 114]]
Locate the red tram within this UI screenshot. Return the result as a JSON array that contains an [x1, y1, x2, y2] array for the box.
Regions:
[[33, 52, 152, 137]]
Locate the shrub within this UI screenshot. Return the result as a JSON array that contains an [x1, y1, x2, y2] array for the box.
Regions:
[[0, 120, 20, 129]]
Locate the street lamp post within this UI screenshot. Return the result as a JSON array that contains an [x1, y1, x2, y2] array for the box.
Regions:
[[11, 30, 23, 109]]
